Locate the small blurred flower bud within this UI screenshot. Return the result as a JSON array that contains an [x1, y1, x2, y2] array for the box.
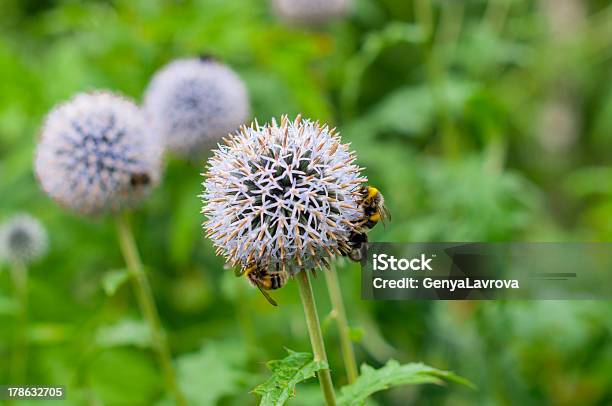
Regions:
[[0, 214, 48, 265]]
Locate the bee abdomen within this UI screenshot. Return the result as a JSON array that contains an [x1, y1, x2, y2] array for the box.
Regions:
[[268, 273, 287, 290]]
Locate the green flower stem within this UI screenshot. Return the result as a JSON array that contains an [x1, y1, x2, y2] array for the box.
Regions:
[[297, 271, 337, 406], [10, 261, 28, 385], [115, 213, 187, 406], [324, 266, 358, 384]]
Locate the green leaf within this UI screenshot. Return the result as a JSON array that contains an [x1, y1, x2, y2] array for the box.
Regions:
[[347, 81, 478, 140], [95, 318, 151, 349], [337, 360, 474, 406], [253, 349, 328, 406], [101, 269, 129, 296], [88, 348, 160, 405], [563, 167, 612, 198], [174, 341, 250, 405]]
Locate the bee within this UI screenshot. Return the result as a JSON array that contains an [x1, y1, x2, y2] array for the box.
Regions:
[[345, 230, 368, 262], [342, 186, 390, 262], [235, 263, 289, 306], [358, 186, 391, 230], [130, 172, 151, 187]]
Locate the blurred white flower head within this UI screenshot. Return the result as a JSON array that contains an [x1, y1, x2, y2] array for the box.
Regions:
[[202, 115, 366, 274], [272, 0, 350, 26], [35, 91, 163, 216], [144, 57, 250, 158], [0, 213, 48, 265]]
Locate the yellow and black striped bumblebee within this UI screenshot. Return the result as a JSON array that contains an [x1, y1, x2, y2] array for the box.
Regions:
[[235, 263, 289, 306], [343, 186, 391, 262], [359, 186, 391, 229]]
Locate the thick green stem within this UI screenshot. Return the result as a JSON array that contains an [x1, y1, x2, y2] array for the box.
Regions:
[[10, 261, 28, 385], [115, 213, 187, 406], [324, 267, 358, 384], [297, 271, 337, 406]]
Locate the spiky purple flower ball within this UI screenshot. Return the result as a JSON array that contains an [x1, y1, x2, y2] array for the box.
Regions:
[[144, 57, 250, 158], [202, 115, 366, 273], [35, 91, 162, 216]]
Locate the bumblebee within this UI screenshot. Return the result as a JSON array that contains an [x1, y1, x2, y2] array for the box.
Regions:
[[130, 172, 151, 187], [342, 186, 390, 262], [358, 186, 391, 230], [236, 263, 289, 306], [344, 231, 368, 262]]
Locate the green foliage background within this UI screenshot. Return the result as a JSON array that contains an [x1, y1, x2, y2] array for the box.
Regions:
[[1, 0, 612, 404]]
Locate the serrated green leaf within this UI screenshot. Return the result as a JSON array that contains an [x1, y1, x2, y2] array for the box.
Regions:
[[337, 360, 474, 406], [253, 349, 328, 406], [101, 269, 129, 296]]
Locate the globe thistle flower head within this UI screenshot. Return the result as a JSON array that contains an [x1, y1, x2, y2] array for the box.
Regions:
[[35, 91, 162, 216], [272, 0, 351, 26], [202, 115, 366, 274], [144, 57, 250, 158], [0, 214, 48, 265]]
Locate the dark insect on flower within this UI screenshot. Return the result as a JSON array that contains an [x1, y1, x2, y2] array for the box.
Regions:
[[130, 172, 151, 187], [357, 186, 391, 230], [235, 263, 289, 306], [343, 231, 368, 263], [341, 186, 391, 262]]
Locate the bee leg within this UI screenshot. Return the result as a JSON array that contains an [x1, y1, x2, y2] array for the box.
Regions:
[[255, 284, 278, 306]]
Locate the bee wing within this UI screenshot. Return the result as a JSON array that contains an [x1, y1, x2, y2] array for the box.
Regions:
[[255, 284, 278, 306], [381, 205, 391, 225], [359, 242, 369, 261], [348, 249, 362, 262]]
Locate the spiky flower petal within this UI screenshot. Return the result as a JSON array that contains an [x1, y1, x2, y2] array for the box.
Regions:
[[0, 214, 48, 265], [272, 0, 351, 26], [202, 115, 366, 274], [35, 91, 162, 216], [144, 57, 250, 158]]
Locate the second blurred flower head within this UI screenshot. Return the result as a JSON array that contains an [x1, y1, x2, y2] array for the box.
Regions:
[[35, 91, 163, 216], [143, 57, 250, 159]]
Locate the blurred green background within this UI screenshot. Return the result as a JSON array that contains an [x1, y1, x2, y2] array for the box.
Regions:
[[1, 0, 612, 404]]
